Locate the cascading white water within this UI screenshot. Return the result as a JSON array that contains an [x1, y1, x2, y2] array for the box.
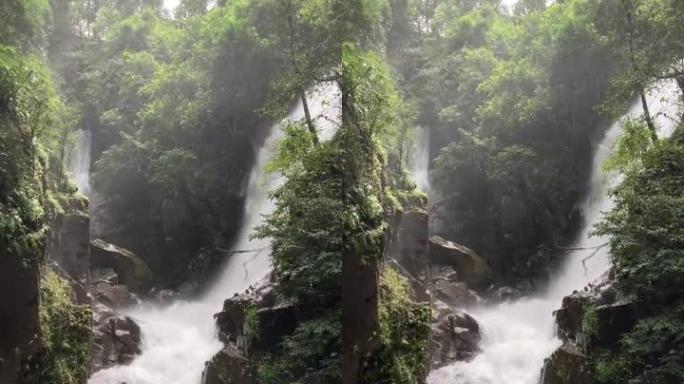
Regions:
[[89, 82, 340, 384], [427, 81, 681, 384], [66, 129, 92, 195], [410, 125, 431, 193]]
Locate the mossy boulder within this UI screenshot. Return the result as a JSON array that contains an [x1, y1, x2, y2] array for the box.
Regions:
[[541, 345, 594, 384], [20, 270, 92, 384], [90, 239, 154, 293], [202, 345, 253, 384], [555, 276, 639, 350]]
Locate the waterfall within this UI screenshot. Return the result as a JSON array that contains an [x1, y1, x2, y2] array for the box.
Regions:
[[65, 129, 92, 195], [88, 82, 340, 384], [427, 81, 681, 384], [410, 125, 431, 193]]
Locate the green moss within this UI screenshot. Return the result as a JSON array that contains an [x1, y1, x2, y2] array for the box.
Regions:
[[579, 304, 598, 348], [360, 267, 431, 384], [21, 270, 92, 384], [243, 304, 258, 350]]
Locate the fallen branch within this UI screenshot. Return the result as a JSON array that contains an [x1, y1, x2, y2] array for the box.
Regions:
[[216, 246, 269, 254], [580, 242, 610, 278], [554, 241, 610, 251]]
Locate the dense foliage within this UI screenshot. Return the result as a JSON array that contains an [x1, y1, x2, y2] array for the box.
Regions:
[[1, 3, 92, 382], [592, 127, 684, 384], [385, 0, 623, 283]]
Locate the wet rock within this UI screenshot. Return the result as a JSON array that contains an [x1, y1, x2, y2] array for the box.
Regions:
[[151, 288, 181, 305], [90, 239, 154, 293], [215, 277, 277, 347], [91, 313, 142, 372], [541, 345, 594, 384], [492, 286, 522, 302], [430, 301, 481, 368], [387, 210, 429, 283], [92, 268, 139, 309], [430, 268, 481, 308], [428, 236, 493, 287], [555, 276, 639, 349], [46, 210, 91, 303], [202, 345, 253, 384]]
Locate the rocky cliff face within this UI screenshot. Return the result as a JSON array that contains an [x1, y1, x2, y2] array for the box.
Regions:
[[541, 273, 641, 384], [203, 275, 311, 384], [0, 250, 41, 384]]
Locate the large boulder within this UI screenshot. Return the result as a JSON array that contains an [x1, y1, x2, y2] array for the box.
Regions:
[[91, 310, 142, 372], [430, 301, 481, 368], [215, 275, 309, 353], [215, 277, 276, 347], [554, 276, 639, 349], [90, 239, 154, 293], [428, 236, 493, 287], [202, 345, 253, 384], [540, 345, 595, 384]]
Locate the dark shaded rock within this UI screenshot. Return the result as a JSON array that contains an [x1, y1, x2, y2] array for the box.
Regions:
[[90, 239, 154, 293], [428, 236, 493, 287], [215, 277, 276, 347], [46, 211, 91, 303], [252, 302, 300, 354], [0, 253, 40, 384], [430, 301, 481, 368], [430, 268, 481, 308], [541, 345, 595, 384], [92, 268, 139, 309], [555, 290, 592, 343], [555, 276, 639, 349], [202, 345, 253, 384], [91, 311, 142, 372], [386, 210, 429, 284]]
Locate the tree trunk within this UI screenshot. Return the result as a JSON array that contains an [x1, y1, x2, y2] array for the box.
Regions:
[[638, 87, 658, 142], [341, 78, 380, 384], [622, 0, 658, 142], [301, 92, 319, 145]]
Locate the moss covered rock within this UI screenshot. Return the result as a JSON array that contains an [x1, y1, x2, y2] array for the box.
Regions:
[[541, 345, 594, 384], [202, 345, 253, 384], [20, 270, 91, 384]]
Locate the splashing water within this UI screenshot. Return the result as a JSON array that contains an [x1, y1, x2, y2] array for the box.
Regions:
[[65, 129, 92, 195], [88, 82, 340, 384], [427, 82, 681, 384]]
